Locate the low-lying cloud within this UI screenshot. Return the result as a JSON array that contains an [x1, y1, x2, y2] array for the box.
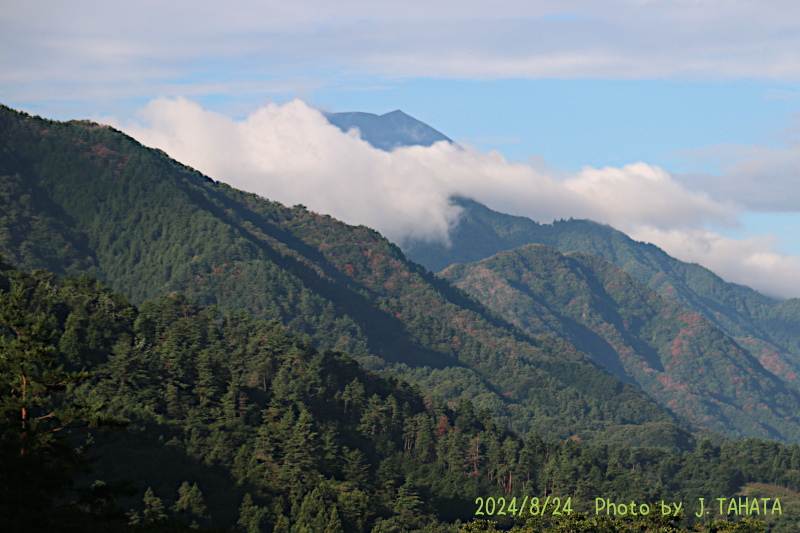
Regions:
[[112, 97, 800, 299], [630, 227, 800, 300]]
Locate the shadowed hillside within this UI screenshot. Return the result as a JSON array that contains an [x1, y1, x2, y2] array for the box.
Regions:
[[442, 243, 800, 441], [405, 197, 800, 393], [0, 103, 685, 446]]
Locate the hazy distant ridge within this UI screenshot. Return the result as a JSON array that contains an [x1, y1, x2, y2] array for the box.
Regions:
[[325, 109, 452, 151], [405, 197, 800, 394]]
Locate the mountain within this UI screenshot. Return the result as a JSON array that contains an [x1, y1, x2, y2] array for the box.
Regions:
[[4, 258, 798, 532], [404, 197, 800, 392], [0, 104, 686, 447], [0, 257, 520, 531], [440, 243, 800, 441], [4, 103, 800, 531], [325, 109, 453, 151]]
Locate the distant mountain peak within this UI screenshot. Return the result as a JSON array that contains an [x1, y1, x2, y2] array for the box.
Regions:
[[325, 109, 452, 151]]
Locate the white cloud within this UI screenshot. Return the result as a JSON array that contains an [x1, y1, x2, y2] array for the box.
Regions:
[[107, 97, 800, 299], [114, 97, 732, 242], [562, 163, 733, 229], [113, 97, 464, 245], [629, 227, 800, 299]]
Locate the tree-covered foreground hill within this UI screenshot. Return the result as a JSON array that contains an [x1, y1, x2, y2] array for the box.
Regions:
[[0, 103, 691, 446], [2, 259, 800, 532], [441, 244, 800, 442], [404, 198, 800, 393]]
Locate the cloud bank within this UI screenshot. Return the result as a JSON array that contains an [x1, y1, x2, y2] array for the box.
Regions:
[[630, 227, 800, 300], [113, 97, 800, 299]]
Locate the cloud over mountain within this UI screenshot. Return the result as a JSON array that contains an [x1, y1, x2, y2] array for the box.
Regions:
[[113, 97, 800, 298]]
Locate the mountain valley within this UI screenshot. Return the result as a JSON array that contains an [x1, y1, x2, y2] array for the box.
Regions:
[[1, 103, 800, 532]]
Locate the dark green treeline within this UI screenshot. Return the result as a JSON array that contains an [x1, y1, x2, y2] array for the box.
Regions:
[[0, 103, 690, 446], [1, 260, 800, 532]]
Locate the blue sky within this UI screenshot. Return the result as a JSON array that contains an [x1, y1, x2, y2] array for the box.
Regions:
[[312, 78, 798, 170], [3, 0, 800, 297]]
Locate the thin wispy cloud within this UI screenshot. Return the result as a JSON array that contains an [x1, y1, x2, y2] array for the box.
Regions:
[[5, 0, 800, 111], [674, 136, 800, 213]]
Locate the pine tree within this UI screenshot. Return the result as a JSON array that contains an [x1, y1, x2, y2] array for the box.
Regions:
[[342, 446, 369, 486], [221, 374, 242, 422], [195, 349, 218, 406], [415, 414, 435, 462], [282, 409, 320, 484], [173, 481, 210, 527], [232, 444, 251, 485], [324, 505, 343, 533], [274, 513, 291, 533], [340, 378, 364, 415], [291, 488, 329, 533], [238, 493, 268, 533], [0, 281, 119, 527], [143, 486, 167, 523], [466, 436, 484, 478], [393, 481, 423, 529]]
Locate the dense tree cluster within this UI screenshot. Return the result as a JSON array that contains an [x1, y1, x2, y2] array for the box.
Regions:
[[0, 104, 687, 446], [2, 104, 800, 531], [442, 244, 800, 442], [1, 260, 799, 531], [406, 198, 800, 403]]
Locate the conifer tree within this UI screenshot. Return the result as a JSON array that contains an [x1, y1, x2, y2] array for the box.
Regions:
[[415, 414, 435, 462], [0, 281, 118, 527], [238, 493, 268, 533], [283, 409, 319, 484], [142, 486, 167, 523], [393, 481, 423, 529], [173, 481, 210, 527], [324, 505, 343, 533], [274, 513, 291, 533], [292, 488, 329, 533], [221, 374, 242, 422], [232, 444, 251, 485], [340, 378, 364, 415], [343, 446, 369, 486]]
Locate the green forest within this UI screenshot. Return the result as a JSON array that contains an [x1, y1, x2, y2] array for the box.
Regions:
[[405, 198, 800, 398], [440, 244, 800, 442], [0, 104, 688, 446], [2, 259, 800, 532], [1, 104, 800, 532]]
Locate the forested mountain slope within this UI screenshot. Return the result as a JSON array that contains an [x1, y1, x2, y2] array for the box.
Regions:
[[3, 259, 799, 532], [0, 259, 531, 531], [441, 244, 800, 442], [0, 103, 684, 446], [404, 197, 800, 391]]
